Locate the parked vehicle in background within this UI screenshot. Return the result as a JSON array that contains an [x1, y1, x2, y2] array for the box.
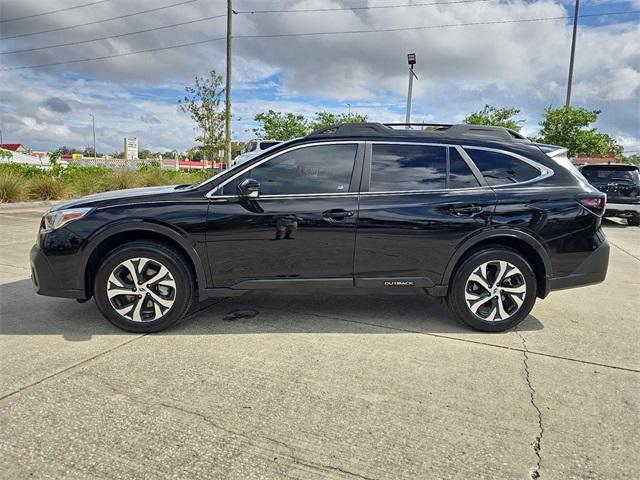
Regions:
[[579, 163, 640, 226], [30, 123, 610, 334], [233, 140, 282, 165]]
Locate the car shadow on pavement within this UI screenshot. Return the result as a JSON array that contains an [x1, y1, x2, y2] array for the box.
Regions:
[[0, 278, 544, 339]]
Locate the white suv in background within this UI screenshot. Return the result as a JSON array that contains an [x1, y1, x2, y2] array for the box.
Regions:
[[234, 139, 282, 165]]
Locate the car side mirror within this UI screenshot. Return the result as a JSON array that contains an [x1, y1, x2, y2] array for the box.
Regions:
[[238, 178, 260, 198]]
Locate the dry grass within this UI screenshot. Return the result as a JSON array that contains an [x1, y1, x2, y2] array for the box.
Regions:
[[0, 172, 25, 202], [26, 175, 67, 200]]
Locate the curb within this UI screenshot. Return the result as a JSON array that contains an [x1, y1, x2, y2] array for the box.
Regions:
[[0, 200, 65, 210]]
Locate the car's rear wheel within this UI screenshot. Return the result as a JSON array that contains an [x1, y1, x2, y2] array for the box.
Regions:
[[627, 215, 640, 226], [94, 241, 195, 332], [446, 247, 537, 332]]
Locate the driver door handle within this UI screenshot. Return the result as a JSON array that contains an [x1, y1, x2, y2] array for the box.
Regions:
[[322, 208, 354, 221]]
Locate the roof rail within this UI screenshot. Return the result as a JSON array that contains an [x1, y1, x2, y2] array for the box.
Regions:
[[383, 122, 453, 129], [304, 122, 529, 143]]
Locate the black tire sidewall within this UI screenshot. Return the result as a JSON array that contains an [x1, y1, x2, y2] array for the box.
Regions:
[[447, 248, 537, 332], [94, 242, 194, 333]]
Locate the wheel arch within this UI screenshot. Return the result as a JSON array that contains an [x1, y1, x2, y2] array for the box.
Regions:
[[443, 229, 552, 298], [80, 221, 210, 299]]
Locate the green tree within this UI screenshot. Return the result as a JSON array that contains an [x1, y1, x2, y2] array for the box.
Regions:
[[179, 70, 226, 161], [0, 149, 13, 161], [253, 110, 308, 140], [464, 105, 524, 132], [538, 106, 621, 157], [309, 111, 367, 131]]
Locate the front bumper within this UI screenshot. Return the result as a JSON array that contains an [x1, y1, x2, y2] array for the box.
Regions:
[[30, 244, 86, 299], [606, 202, 640, 216], [549, 235, 610, 291]]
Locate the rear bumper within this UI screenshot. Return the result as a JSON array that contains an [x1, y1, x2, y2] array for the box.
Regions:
[[606, 202, 640, 215], [30, 244, 86, 299], [549, 236, 609, 292]]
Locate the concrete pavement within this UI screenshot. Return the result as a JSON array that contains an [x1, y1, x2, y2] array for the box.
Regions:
[[0, 205, 638, 479]]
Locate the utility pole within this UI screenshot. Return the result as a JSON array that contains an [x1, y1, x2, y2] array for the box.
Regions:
[[224, 0, 233, 169], [89, 114, 96, 160], [565, 0, 580, 107], [405, 53, 417, 126], [347, 103, 351, 118]]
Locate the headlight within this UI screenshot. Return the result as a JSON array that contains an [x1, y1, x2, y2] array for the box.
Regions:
[[42, 207, 93, 231]]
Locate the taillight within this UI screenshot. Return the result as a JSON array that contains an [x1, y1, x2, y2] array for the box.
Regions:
[[578, 195, 607, 216]]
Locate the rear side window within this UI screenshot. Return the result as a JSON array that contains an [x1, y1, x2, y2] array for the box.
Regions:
[[466, 148, 540, 186], [371, 144, 447, 191], [449, 149, 480, 188]]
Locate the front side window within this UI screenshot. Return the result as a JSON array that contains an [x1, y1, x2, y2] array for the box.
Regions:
[[222, 144, 357, 195], [370, 144, 447, 192], [465, 148, 540, 186]]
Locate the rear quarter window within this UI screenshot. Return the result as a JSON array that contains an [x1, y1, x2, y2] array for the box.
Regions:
[[465, 148, 541, 186]]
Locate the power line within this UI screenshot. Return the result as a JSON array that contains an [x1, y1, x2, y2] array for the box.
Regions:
[[0, 10, 637, 72], [0, 0, 199, 41], [0, 0, 113, 24], [0, 0, 491, 54], [236, 0, 492, 14], [1, 13, 226, 55]]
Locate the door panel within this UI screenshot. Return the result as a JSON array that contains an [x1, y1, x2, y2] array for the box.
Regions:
[[354, 142, 496, 286], [207, 195, 358, 287], [205, 142, 363, 288], [354, 190, 495, 284]]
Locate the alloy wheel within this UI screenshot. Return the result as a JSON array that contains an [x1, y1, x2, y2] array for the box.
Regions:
[[106, 257, 176, 322], [464, 260, 527, 322]]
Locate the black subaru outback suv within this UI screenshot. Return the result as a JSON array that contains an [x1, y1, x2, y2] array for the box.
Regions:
[[30, 123, 609, 333]]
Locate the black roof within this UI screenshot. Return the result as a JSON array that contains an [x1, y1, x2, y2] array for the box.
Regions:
[[305, 122, 529, 144]]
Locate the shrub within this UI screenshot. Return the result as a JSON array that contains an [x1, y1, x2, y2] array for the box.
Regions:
[[0, 172, 25, 202], [27, 175, 66, 200], [106, 170, 142, 191], [0, 163, 46, 178]]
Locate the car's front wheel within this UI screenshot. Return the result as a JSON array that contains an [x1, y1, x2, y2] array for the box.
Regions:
[[94, 241, 195, 332], [627, 215, 640, 227], [447, 247, 537, 332]]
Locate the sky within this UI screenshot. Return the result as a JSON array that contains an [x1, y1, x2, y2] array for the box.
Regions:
[[0, 0, 638, 155]]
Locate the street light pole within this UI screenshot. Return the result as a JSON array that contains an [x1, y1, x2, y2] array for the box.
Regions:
[[405, 53, 417, 127], [224, 0, 233, 169], [565, 0, 580, 107], [89, 114, 96, 161], [347, 103, 351, 118]]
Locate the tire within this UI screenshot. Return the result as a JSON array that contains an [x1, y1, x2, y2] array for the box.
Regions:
[[627, 215, 640, 227], [94, 241, 195, 333], [446, 247, 537, 332]]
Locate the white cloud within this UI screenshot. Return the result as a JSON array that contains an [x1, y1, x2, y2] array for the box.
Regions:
[[0, 0, 638, 151]]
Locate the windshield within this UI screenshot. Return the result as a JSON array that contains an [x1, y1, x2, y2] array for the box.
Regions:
[[581, 166, 639, 184]]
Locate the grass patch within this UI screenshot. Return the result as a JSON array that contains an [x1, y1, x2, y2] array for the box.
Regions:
[[0, 163, 214, 202]]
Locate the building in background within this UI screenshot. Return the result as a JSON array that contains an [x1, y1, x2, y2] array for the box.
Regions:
[[124, 137, 139, 160], [0, 143, 29, 153]]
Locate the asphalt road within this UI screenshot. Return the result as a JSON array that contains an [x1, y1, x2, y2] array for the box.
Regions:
[[0, 204, 638, 480]]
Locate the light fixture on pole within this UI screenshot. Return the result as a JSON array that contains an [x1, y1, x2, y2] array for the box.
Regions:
[[405, 53, 418, 127]]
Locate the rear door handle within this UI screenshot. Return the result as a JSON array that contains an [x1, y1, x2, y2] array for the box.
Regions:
[[322, 208, 354, 221], [449, 204, 483, 216]]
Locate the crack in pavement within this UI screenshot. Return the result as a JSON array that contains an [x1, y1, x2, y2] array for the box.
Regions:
[[229, 300, 640, 373], [0, 334, 147, 403], [609, 239, 640, 262], [158, 402, 378, 480], [517, 330, 544, 480], [0, 298, 228, 403]]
